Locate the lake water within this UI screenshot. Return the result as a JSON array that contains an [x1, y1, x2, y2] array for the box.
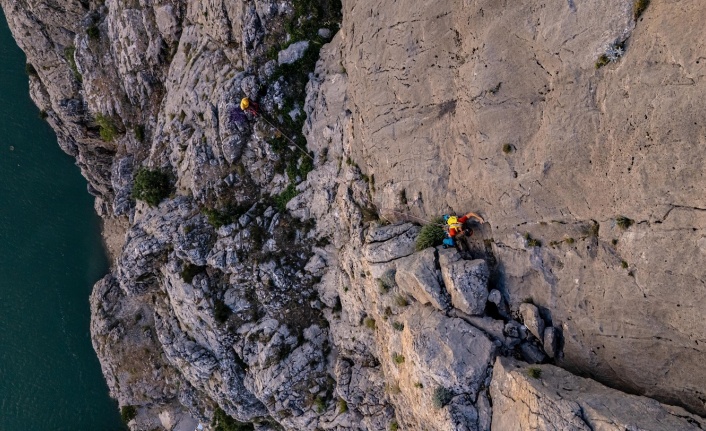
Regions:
[[0, 8, 125, 431]]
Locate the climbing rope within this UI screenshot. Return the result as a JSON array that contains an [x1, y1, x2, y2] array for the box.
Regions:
[[258, 114, 315, 161]]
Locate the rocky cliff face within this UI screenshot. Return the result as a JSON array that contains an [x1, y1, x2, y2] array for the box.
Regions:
[[3, 0, 706, 429]]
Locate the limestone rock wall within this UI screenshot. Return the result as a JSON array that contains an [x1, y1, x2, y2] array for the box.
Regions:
[[2, 0, 706, 429]]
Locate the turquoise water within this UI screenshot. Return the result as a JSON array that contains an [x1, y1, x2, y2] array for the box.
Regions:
[[0, 9, 125, 431]]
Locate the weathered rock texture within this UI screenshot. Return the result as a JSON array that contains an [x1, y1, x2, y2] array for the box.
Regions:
[[3, 0, 706, 429], [490, 356, 706, 431]]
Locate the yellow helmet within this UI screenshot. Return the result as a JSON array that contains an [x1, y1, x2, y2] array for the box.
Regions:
[[240, 97, 250, 110], [447, 216, 458, 225]]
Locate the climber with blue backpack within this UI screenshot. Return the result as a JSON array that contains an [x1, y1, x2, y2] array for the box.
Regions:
[[442, 212, 485, 248]]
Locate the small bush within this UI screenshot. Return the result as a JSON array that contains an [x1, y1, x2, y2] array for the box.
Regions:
[[502, 143, 513, 154], [86, 24, 100, 40], [392, 321, 404, 331], [432, 386, 454, 409], [39, 110, 48, 120], [389, 421, 399, 431], [392, 352, 405, 364], [364, 317, 376, 330], [314, 396, 326, 413], [634, 0, 650, 19], [338, 398, 348, 413], [621, 260, 629, 269], [95, 113, 119, 142], [64, 46, 82, 82], [616, 216, 634, 229], [612, 238, 619, 246], [133, 124, 145, 142], [414, 382, 424, 389], [524, 233, 541, 247], [565, 237, 575, 244], [380, 269, 397, 290], [527, 367, 542, 379], [212, 407, 254, 431], [120, 405, 137, 423], [181, 263, 205, 283], [25, 63, 37, 76], [132, 167, 172, 207], [416, 220, 446, 251], [273, 184, 299, 212], [214, 298, 232, 323], [595, 54, 610, 69], [394, 295, 409, 307]]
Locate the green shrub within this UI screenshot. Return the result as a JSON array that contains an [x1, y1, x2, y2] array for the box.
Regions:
[[380, 269, 397, 290], [314, 396, 326, 413], [389, 421, 399, 431], [616, 216, 634, 229], [212, 407, 254, 431], [181, 263, 205, 283], [595, 54, 610, 69], [214, 298, 232, 323], [364, 317, 376, 330], [524, 233, 541, 247], [392, 321, 404, 331], [64, 46, 82, 82], [634, 0, 650, 19], [25, 63, 37, 76], [273, 184, 299, 212], [432, 386, 454, 409], [416, 219, 446, 251], [394, 295, 409, 307], [95, 114, 119, 142], [86, 24, 100, 40], [120, 405, 137, 423], [132, 167, 172, 207], [621, 260, 629, 269], [527, 367, 542, 379], [392, 352, 405, 364], [502, 143, 513, 154], [565, 237, 575, 244], [338, 398, 348, 413], [133, 124, 145, 142]]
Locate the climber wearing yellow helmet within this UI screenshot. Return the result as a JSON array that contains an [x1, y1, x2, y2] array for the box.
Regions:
[[240, 97, 259, 115]]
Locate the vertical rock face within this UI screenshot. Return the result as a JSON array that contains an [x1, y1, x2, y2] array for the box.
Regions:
[[4, 0, 706, 429], [490, 357, 706, 431]]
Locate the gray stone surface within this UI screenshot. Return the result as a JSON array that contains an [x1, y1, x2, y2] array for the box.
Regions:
[[395, 248, 450, 311], [441, 258, 489, 316], [490, 357, 706, 431], [519, 303, 545, 342], [278, 41, 309, 65], [543, 327, 559, 359]]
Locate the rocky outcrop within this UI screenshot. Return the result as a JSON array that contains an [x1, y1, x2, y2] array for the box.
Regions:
[[490, 356, 706, 431], [4, 0, 706, 429]]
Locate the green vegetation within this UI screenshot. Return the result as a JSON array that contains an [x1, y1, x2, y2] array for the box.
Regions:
[[25, 63, 37, 77], [132, 167, 172, 207], [621, 260, 629, 269], [212, 407, 254, 431], [612, 238, 619, 246], [634, 0, 650, 19], [95, 113, 119, 141], [595, 54, 610, 69], [432, 386, 454, 409], [214, 298, 232, 323], [202, 200, 249, 229], [565, 237, 575, 244], [120, 405, 137, 423], [616, 216, 634, 229], [180, 263, 205, 283], [392, 352, 405, 364], [64, 46, 82, 82], [364, 317, 376, 330], [524, 233, 542, 247], [38, 110, 48, 120], [314, 396, 326, 413], [86, 24, 100, 40], [392, 321, 404, 331], [337, 398, 348, 413], [414, 382, 424, 389], [394, 295, 409, 307], [502, 143, 513, 154], [133, 124, 145, 143], [527, 367, 542, 379], [416, 217, 446, 250], [273, 183, 299, 212], [389, 421, 399, 431]]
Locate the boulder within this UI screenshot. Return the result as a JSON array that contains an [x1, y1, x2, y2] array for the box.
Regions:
[[278, 41, 310, 65], [519, 303, 545, 341], [395, 248, 450, 311], [490, 357, 706, 431], [441, 258, 489, 315], [543, 327, 559, 359]]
